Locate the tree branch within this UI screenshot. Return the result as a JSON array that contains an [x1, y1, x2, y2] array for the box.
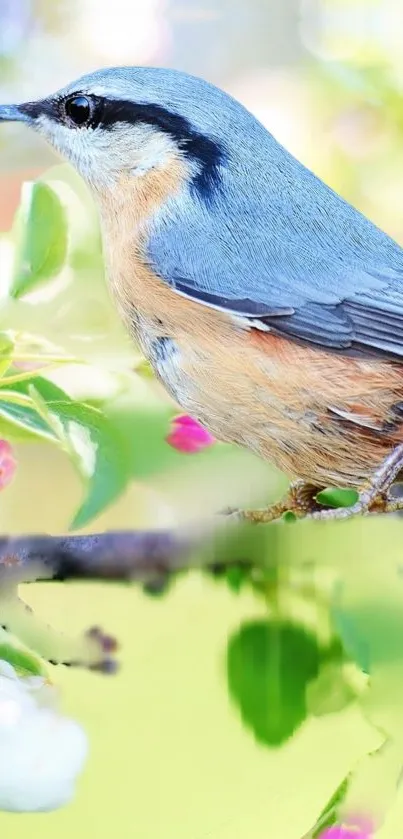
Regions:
[[0, 530, 202, 585], [0, 514, 275, 592]]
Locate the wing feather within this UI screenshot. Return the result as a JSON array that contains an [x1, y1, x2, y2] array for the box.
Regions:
[[146, 158, 403, 360]]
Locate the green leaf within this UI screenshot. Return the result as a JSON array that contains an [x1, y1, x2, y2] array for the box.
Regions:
[[38, 400, 131, 529], [0, 642, 47, 678], [0, 390, 58, 441], [0, 377, 73, 442], [0, 415, 43, 442], [0, 376, 73, 443], [10, 181, 68, 299], [0, 376, 129, 525], [308, 774, 351, 839], [9, 374, 73, 403], [316, 487, 359, 509], [0, 367, 60, 388], [226, 620, 320, 747]]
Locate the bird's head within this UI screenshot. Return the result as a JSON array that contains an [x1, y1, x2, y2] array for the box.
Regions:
[[0, 66, 265, 198]]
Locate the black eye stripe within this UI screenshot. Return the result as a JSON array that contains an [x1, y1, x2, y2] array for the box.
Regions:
[[96, 97, 225, 198], [20, 92, 225, 200]]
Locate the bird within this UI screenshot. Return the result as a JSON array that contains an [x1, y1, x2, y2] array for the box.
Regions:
[[2, 65, 403, 523]]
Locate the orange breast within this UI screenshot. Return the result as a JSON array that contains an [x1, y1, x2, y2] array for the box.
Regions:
[[153, 324, 403, 489]]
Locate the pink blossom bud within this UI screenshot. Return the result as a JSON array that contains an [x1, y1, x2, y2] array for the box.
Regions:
[[319, 821, 373, 839], [0, 440, 16, 490], [166, 414, 216, 454]]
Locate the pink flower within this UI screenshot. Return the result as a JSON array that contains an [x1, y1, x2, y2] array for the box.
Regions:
[[166, 414, 216, 454], [319, 821, 373, 838], [0, 440, 16, 490]]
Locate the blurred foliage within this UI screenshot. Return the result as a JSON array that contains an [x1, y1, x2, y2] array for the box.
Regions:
[[226, 620, 321, 746], [307, 774, 352, 838], [10, 180, 68, 298], [0, 637, 47, 678]]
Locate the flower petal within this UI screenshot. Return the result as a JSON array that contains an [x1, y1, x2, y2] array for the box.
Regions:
[[166, 414, 216, 453], [0, 440, 16, 489], [319, 824, 372, 838], [0, 662, 88, 812]]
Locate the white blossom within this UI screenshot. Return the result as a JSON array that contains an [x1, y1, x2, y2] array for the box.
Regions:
[[0, 660, 88, 812]]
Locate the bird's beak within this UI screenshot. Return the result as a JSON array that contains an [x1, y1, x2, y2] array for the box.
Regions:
[[0, 104, 31, 124]]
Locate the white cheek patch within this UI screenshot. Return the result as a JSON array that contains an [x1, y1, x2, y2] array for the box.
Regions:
[[126, 123, 178, 176], [35, 115, 71, 152], [34, 116, 179, 185], [34, 117, 96, 177]]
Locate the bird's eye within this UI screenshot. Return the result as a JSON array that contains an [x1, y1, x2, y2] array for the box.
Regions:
[[64, 95, 92, 127]]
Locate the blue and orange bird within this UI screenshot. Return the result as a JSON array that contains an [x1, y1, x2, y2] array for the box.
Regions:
[[3, 66, 403, 521]]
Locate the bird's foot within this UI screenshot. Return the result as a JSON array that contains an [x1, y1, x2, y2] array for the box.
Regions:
[[239, 480, 321, 524], [236, 443, 403, 523], [307, 442, 403, 520]]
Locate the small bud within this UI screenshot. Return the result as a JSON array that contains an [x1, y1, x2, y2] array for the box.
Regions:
[[319, 821, 373, 838], [0, 440, 16, 490], [166, 414, 215, 454]]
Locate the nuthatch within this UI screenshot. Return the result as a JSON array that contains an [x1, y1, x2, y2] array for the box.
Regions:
[[2, 65, 403, 523]]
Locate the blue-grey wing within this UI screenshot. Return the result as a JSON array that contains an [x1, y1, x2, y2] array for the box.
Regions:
[[146, 167, 403, 358]]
